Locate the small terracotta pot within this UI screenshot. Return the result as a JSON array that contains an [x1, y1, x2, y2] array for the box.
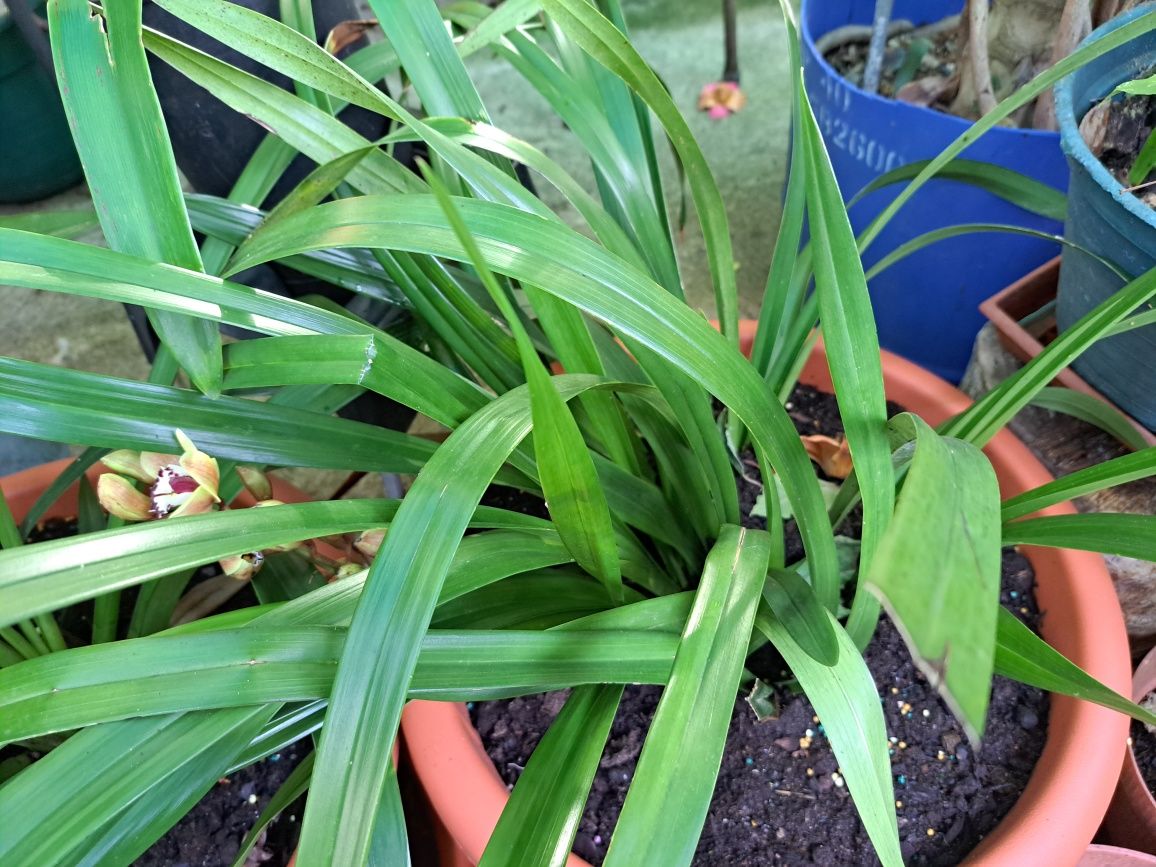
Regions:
[[403, 325, 1133, 867], [1081, 845, 1156, 866], [1102, 646, 1156, 853], [978, 258, 1155, 448]]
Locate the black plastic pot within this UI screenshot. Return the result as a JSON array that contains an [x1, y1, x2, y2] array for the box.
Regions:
[[137, 0, 418, 434], [141, 0, 400, 203], [0, 1, 84, 203]]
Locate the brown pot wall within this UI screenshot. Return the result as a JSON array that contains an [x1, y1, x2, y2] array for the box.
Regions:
[[402, 327, 1132, 867], [1102, 646, 1156, 853]]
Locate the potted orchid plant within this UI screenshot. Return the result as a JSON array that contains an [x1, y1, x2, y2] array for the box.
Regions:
[[2, 1, 1156, 865]]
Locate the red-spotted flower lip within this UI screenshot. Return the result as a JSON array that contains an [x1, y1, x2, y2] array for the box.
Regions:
[[150, 464, 201, 518], [98, 430, 221, 522]]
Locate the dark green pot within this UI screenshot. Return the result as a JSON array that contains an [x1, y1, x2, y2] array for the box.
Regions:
[[0, 6, 84, 204]]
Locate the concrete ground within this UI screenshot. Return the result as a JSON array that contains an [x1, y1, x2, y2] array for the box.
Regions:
[[0, 0, 792, 475]]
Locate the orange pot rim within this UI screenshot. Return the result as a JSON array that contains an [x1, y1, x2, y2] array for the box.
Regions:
[[402, 331, 1132, 867]]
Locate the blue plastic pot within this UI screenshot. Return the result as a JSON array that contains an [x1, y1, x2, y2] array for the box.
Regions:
[[1055, 5, 1156, 430], [801, 0, 1068, 383]]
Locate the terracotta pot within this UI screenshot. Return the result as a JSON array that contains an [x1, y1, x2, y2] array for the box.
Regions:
[[978, 258, 1155, 448], [403, 325, 1132, 867], [1102, 645, 1156, 853], [1081, 845, 1156, 866]]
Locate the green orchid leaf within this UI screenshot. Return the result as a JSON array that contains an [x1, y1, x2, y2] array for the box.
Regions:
[[995, 607, 1156, 726], [763, 567, 839, 667], [755, 607, 901, 866], [604, 526, 770, 867], [866, 415, 1001, 743], [479, 684, 622, 867], [49, 0, 221, 394], [1002, 513, 1156, 560], [1001, 447, 1156, 521]]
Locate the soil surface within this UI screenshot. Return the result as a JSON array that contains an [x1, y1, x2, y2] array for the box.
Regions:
[[134, 745, 308, 867], [824, 15, 961, 111], [1081, 86, 1156, 208], [827, 19, 961, 103], [471, 385, 1048, 866]]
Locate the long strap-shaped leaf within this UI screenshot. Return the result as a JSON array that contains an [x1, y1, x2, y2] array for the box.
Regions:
[[0, 501, 390, 630], [1002, 513, 1156, 560], [479, 684, 623, 867], [867, 415, 1001, 742], [846, 158, 1068, 221], [0, 628, 676, 743], [542, 0, 738, 343], [368, 0, 489, 119], [222, 334, 487, 428], [153, 0, 646, 479], [0, 707, 275, 866], [0, 356, 442, 476], [796, 53, 893, 626], [225, 194, 839, 594], [603, 526, 769, 867], [427, 167, 624, 601], [863, 224, 1125, 283], [143, 32, 419, 196], [293, 375, 646, 866], [115, 1, 724, 525], [946, 263, 1156, 444], [754, 607, 901, 865], [1028, 387, 1150, 451], [0, 499, 543, 629], [48, 0, 221, 394], [994, 608, 1156, 725], [0, 228, 495, 428], [1001, 447, 1156, 521]]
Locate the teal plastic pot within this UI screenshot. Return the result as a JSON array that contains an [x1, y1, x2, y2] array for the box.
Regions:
[[1056, 5, 1156, 429], [0, 5, 83, 203]]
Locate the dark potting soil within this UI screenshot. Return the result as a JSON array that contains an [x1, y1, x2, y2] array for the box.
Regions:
[[823, 15, 962, 112], [15, 517, 307, 866], [1081, 85, 1156, 208], [471, 385, 1048, 866], [133, 744, 309, 867]]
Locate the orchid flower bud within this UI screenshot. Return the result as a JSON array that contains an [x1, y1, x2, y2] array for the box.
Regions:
[[97, 474, 152, 522], [236, 466, 272, 502], [334, 562, 363, 581], [100, 450, 153, 483], [219, 551, 265, 582], [354, 528, 386, 559]]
